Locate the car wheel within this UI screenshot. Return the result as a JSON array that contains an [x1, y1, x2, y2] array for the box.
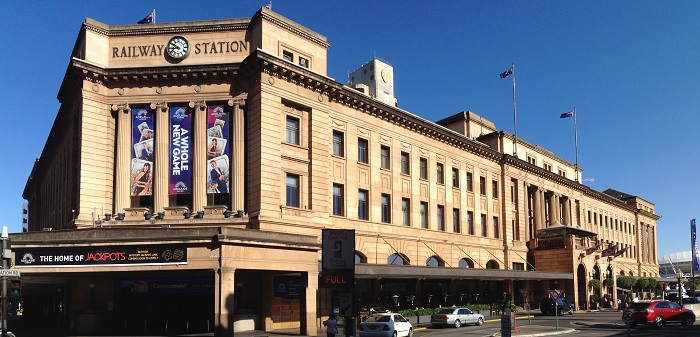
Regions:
[[476, 317, 484, 326], [453, 320, 461, 328], [653, 316, 664, 327], [407, 328, 413, 337], [683, 316, 695, 326], [568, 310, 573, 315]]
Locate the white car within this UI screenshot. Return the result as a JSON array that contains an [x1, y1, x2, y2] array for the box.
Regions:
[[430, 308, 484, 328], [359, 313, 413, 337]]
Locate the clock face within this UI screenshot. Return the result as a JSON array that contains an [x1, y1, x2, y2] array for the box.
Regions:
[[167, 36, 189, 60], [381, 68, 390, 83]]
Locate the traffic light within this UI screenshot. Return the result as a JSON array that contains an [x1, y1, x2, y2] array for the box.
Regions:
[[9, 280, 21, 297]]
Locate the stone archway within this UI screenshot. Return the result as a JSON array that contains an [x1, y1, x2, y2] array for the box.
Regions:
[[577, 264, 587, 310]]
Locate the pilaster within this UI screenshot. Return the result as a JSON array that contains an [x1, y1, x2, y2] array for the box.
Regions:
[[111, 103, 131, 214]]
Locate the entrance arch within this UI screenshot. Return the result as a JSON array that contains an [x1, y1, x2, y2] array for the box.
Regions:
[[577, 264, 587, 310]]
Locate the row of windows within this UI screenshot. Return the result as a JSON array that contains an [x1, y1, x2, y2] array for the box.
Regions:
[[327, 182, 501, 237], [329, 130, 500, 197], [587, 210, 637, 234]]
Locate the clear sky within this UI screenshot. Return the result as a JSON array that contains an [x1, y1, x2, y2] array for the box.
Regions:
[[1, 1, 698, 258]]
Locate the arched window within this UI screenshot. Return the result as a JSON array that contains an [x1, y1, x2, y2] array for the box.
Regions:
[[355, 251, 367, 264], [620, 270, 625, 276], [459, 258, 474, 268], [485, 260, 499, 269], [629, 271, 634, 277], [388, 253, 409, 265], [426, 256, 444, 267]]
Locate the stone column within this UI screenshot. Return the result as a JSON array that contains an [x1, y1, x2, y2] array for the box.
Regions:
[[531, 187, 542, 232], [152, 102, 169, 213], [547, 192, 556, 227], [111, 103, 131, 214], [216, 267, 235, 337], [190, 100, 207, 213], [302, 271, 319, 337], [229, 99, 246, 213], [562, 197, 571, 226], [539, 190, 546, 230], [554, 194, 561, 224]]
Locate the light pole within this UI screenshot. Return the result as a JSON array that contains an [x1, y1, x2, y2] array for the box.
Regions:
[[1, 226, 10, 337], [677, 271, 684, 308]]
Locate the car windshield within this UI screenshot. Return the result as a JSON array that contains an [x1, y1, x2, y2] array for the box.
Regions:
[[437, 309, 455, 314], [366, 315, 391, 322]]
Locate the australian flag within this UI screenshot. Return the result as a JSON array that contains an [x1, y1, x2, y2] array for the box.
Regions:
[[500, 66, 513, 78], [560, 111, 573, 118], [138, 12, 154, 24]]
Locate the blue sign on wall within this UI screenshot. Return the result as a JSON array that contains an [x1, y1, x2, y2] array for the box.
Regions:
[[274, 276, 303, 298]]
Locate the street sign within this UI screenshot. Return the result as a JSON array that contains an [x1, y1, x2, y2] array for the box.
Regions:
[[0, 270, 20, 277], [548, 290, 560, 301], [622, 310, 634, 323]]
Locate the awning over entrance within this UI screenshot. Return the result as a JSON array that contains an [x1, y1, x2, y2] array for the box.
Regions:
[[537, 221, 598, 238], [355, 264, 573, 281]]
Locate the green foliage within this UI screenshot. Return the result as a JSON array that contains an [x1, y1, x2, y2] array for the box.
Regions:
[[646, 277, 658, 290], [416, 307, 436, 316], [589, 279, 601, 290], [398, 309, 417, 317], [635, 277, 649, 290], [617, 276, 635, 289], [603, 278, 614, 288]]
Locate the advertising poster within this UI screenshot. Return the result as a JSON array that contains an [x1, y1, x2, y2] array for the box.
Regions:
[[169, 106, 192, 194], [131, 108, 154, 196], [14, 244, 187, 268], [207, 105, 230, 193]]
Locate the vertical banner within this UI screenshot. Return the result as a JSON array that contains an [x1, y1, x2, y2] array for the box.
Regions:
[[321, 229, 355, 288], [206, 105, 230, 194], [692, 219, 700, 271], [131, 108, 154, 196], [169, 106, 192, 194]]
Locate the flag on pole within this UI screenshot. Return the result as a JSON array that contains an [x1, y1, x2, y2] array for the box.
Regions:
[[500, 66, 513, 78], [692, 219, 700, 271], [560, 111, 573, 118], [265, 1, 272, 10], [138, 11, 154, 24], [601, 244, 617, 257]]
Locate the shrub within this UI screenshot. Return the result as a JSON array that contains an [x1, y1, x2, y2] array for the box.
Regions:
[[398, 309, 416, 317], [603, 278, 614, 288], [589, 279, 601, 290]]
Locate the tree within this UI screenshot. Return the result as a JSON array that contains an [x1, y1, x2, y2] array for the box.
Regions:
[[603, 278, 614, 288], [617, 276, 635, 290], [646, 277, 658, 293], [589, 279, 601, 290], [635, 277, 649, 292]]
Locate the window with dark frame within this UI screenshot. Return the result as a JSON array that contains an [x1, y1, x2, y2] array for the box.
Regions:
[[285, 174, 299, 207], [419, 157, 428, 179], [358, 138, 369, 164], [492, 180, 499, 198], [380, 146, 390, 169], [453, 208, 460, 233], [420, 202, 428, 228], [493, 216, 500, 238], [400, 152, 410, 175], [358, 189, 369, 220], [436, 163, 444, 184], [283, 50, 293, 62], [467, 211, 474, 235], [332, 184, 344, 216], [402, 198, 410, 226], [479, 176, 486, 195], [298, 56, 309, 68], [381, 194, 391, 223], [332, 131, 344, 157], [466, 172, 473, 192], [437, 205, 444, 231], [452, 168, 459, 188], [286, 116, 300, 145], [481, 214, 487, 236]]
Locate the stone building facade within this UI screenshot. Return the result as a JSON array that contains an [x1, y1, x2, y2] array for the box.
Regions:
[[17, 7, 659, 337]]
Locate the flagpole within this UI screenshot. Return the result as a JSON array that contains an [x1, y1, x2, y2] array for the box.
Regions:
[[573, 107, 579, 182], [512, 63, 517, 157], [153, 8, 156, 24]]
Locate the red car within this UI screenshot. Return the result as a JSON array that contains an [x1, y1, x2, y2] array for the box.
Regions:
[[623, 300, 695, 328]]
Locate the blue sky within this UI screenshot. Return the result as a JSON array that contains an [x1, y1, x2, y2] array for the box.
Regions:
[[1, 1, 698, 257]]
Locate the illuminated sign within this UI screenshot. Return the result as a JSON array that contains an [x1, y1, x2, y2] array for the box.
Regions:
[[14, 244, 187, 268]]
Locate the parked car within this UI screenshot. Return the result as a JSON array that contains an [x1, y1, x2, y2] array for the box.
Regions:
[[540, 297, 573, 315], [681, 296, 700, 304], [430, 307, 484, 328], [359, 313, 413, 337], [623, 300, 695, 328]]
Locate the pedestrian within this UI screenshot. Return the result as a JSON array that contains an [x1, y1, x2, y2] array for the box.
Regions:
[[617, 298, 621, 310], [324, 314, 338, 337]]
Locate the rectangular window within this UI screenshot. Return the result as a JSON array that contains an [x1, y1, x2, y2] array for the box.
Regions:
[[467, 211, 474, 235], [400, 152, 410, 175], [466, 172, 473, 192], [286, 174, 299, 207], [298, 56, 309, 68], [437, 205, 445, 231], [283, 50, 293, 62], [332, 131, 344, 157], [358, 138, 369, 164], [527, 155, 536, 165], [492, 180, 499, 199], [479, 176, 486, 195], [380, 146, 391, 169], [544, 163, 552, 171], [419, 157, 428, 179], [401, 198, 410, 226], [420, 202, 428, 228], [381, 194, 391, 223], [559, 170, 567, 178], [436, 163, 444, 184], [481, 214, 487, 236], [286, 116, 300, 145], [452, 168, 459, 188], [493, 216, 500, 238], [512, 262, 525, 271], [332, 184, 344, 216], [453, 208, 460, 233], [358, 189, 369, 220]]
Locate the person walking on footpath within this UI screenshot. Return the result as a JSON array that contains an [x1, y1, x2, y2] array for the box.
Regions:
[[324, 314, 338, 337]]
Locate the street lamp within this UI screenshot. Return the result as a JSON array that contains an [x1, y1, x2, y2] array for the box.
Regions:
[[677, 271, 684, 307], [427, 294, 433, 307], [392, 295, 399, 308]]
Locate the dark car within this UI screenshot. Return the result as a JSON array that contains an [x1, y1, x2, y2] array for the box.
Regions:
[[540, 297, 573, 315], [624, 300, 695, 328]]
